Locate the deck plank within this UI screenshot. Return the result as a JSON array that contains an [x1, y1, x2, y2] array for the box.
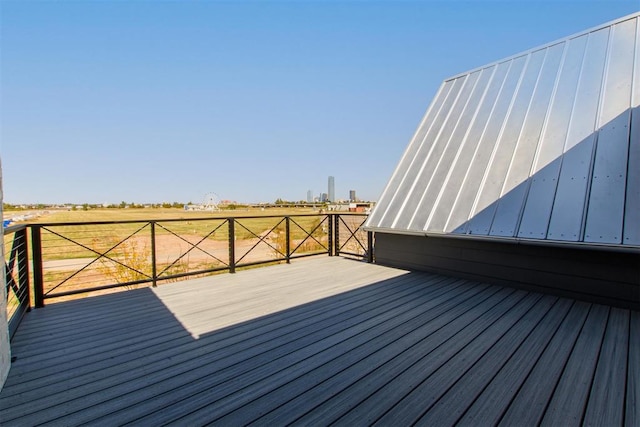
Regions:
[[254, 287, 521, 426], [583, 308, 630, 426], [0, 256, 636, 427], [194, 284, 506, 426], [87, 278, 476, 426], [1, 262, 421, 422], [332, 292, 544, 426], [417, 297, 574, 426], [5, 268, 418, 391], [540, 304, 610, 426], [487, 301, 590, 426], [373, 294, 557, 426], [627, 310, 640, 427]]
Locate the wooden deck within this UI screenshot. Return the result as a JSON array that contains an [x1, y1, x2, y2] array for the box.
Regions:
[[0, 257, 637, 426]]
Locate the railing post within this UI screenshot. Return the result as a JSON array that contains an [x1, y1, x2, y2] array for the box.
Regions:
[[334, 214, 340, 257], [367, 231, 374, 263], [31, 225, 45, 308], [228, 218, 236, 273], [327, 214, 333, 256], [17, 228, 31, 310], [285, 216, 291, 264], [150, 221, 157, 287]]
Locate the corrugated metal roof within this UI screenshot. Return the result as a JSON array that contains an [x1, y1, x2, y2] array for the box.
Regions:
[[366, 12, 640, 249]]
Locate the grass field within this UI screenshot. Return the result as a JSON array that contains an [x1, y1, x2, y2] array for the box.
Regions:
[[9, 206, 322, 223]]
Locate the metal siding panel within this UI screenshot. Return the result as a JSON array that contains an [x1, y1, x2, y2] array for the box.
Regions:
[[518, 36, 588, 239], [417, 67, 497, 232], [377, 78, 466, 229], [548, 28, 610, 241], [367, 81, 453, 228], [490, 44, 565, 237], [624, 18, 640, 245], [393, 72, 481, 231], [467, 49, 546, 235], [429, 63, 510, 233], [372, 13, 640, 250], [408, 69, 491, 232], [585, 19, 636, 243], [445, 56, 527, 234]]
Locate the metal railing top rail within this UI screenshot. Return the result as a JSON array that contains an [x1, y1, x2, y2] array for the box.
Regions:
[[3, 223, 27, 234], [27, 212, 365, 227]]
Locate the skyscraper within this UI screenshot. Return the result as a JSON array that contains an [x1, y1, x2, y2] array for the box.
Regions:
[[349, 190, 356, 202], [328, 176, 335, 202], [307, 190, 313, 203]]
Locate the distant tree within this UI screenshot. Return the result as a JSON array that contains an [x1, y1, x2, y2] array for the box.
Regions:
[[119, 201, 127, 209]]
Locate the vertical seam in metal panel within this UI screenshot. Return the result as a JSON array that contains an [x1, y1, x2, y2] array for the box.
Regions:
[[391, 75, 470, 228], [580, 26, 614, 242], [468, 53, 532, 234], [426, 66, 499, 231], [545, 34, 591, 240], [407, 70, 484, 230], [622, 17, 640, 245], [444, 60, 514, 234], [525, 42, 569, 181], [515, 42, 569, 238], [379, 82, 455, 225], [374, 82, 455, 228], [490, 48, 548, 237], [368, 82, 449, 227]]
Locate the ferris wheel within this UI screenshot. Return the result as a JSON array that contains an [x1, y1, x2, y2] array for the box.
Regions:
[[201, 192, 221, 211]]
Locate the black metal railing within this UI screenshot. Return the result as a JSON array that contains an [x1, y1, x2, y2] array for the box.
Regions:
[[18, 213, 370, 309], [4, 224, 31, 340]]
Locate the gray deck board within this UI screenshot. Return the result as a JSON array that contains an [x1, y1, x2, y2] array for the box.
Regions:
[[374, 294, 557, 426], [583, 307, 630, 426], [627, 310, 640, 427], [92, 278, 474, 426], [0, 256, 637, 426], [417, 297, 574, 426], [492, 301, 591, 426], [258, 287, 520, 426], [540, 304, 610, 426], [332, 292, 543, 426], [188, 283, 499, 426], [5, 271, 424, 393]]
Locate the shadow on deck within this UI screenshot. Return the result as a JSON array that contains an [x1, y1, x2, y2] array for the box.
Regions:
[[0, 257, 637, 426]]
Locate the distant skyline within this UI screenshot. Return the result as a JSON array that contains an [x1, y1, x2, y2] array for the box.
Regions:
[[2, 1, 639, 204]]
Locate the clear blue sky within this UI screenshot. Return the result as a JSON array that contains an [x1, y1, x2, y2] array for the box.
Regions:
[[2, 0, 638, 204]]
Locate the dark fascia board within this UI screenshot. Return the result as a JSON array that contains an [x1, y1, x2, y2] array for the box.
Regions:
[[363, 226, 640, 254]]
